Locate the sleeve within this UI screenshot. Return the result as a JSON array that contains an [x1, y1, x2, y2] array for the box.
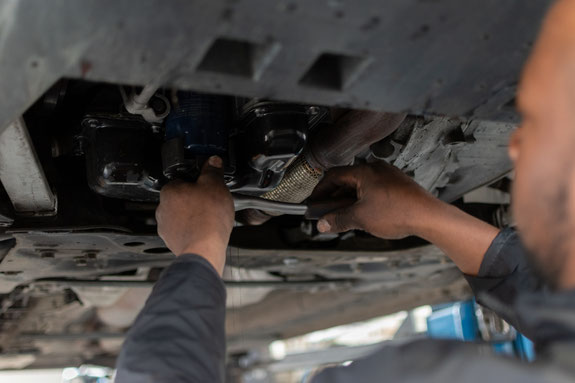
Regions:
[[463, 227, 546, 329], [114, 254, 227, 383], [310, 338, 572, 383]]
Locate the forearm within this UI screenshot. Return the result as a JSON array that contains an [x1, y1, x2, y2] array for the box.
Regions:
[[412, 199, 500, 276], [311, 162, 500, 276]]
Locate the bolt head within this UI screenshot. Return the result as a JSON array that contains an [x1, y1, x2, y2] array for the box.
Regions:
[[307, 106, 320, 115], [283, 257, 299, 266], [86, 119, 99, 128]]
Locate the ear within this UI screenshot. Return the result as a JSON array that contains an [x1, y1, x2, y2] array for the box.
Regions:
[[566, 164, 575, 223], [508, 128, 521, 164]]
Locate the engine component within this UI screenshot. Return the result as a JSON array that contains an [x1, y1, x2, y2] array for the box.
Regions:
[[260, 155, 322, 202], [235, 156, 322, 224], [84, 88, 326, 202], [121, 83, 171, 124], [0, 118, 56, 216], [230, 102, 326, 193], [84, 117, 163, 201], [162, 91, 233, 181], [305, 111, 407, 171], [240, 110, 406, 224]]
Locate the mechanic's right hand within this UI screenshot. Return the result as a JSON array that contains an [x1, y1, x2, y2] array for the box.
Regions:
[[310, 162, 439, 239], [155, 156, 234, 275]]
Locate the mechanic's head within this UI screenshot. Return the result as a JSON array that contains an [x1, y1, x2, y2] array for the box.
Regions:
[[510, 0, 575, 289]]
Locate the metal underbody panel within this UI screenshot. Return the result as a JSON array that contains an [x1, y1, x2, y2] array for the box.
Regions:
[[0, 231, 469, 360], [0, 0, 550, 137]]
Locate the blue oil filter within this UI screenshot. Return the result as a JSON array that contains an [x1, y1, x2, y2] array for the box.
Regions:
[[165, 91, 232, 157]]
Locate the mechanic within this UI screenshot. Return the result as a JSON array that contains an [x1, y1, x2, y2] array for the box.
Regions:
[[115, 0, 575, 381]]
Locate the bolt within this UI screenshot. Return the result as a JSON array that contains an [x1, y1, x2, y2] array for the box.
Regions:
[[254, 108, 266, 117], [150, 96, 168, 115], [40, 251, 55, 259], [283, 257, 299, 266], [307, 106, 320, 115]]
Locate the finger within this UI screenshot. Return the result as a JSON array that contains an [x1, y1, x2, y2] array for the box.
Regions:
[[309, 166, 360, 201], [198, 155, 225, 185], [317, 204, 360, 233]]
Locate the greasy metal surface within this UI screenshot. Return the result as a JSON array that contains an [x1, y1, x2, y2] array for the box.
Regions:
[[438, 120, 516, 201], [386, 117, 515, 201], [0, 118, 56, 215], [0, 231, 457, 293], [306, 111, 406, 170], [35, 278, 354, 290], [0, 230, 470, 368], [225, 243, 459, 284], [0, 232, 172, 293], [0, 0, 551, 137]]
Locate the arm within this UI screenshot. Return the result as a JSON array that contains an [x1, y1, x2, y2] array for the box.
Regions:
[[311, 162, 546, 331], [311, 162, 498, 275], [115, 156, 234, 383], [409, 197, 499, 275]]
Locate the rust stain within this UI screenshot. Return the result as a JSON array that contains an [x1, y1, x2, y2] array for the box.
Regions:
[[80, 60, 93, 78]]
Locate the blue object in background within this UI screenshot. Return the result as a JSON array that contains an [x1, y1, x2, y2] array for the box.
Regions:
[[426, 301, 478, 341], [426, 300, 535, 362], [490, 334, 535, 361], [514, 334, 536, 362]]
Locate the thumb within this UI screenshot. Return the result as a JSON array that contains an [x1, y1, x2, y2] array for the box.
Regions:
[[317, 205, 359, 233], [198, 155, 224, 184]]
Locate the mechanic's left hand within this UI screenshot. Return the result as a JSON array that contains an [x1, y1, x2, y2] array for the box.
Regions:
[[155, 156, 234, 275]]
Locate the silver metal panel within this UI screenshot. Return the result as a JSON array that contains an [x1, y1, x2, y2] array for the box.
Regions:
[[0, 0, 552, 137], [0, 118, 56, 215]]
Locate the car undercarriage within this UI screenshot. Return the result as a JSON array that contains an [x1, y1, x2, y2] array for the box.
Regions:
[[0, 0, 551, 372]]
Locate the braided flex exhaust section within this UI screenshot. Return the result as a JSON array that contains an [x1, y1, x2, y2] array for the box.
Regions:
[[261, 154, 322, 204]]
